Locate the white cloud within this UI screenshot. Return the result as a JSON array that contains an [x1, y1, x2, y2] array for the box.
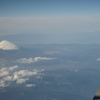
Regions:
[[3, 76, 13, 81], [75, 70, 78, 72], [16, 57, 57, 64], [13, 70, 39, 78], [0, 67, 8, 72], [0, 65, 18, 77], [0, 71, 9, 77], [34, 57, 56, 62], [9, 65, 18, 71], [16, 58, 33, 64], [96, 58, 100, 61], [13, 74, 19, 80], [16, 78, 29, 84], [0, 66, 43, 87], [26, 84, 36, 87], [0, 80, 9, 87], [0, 68, 9, 77]]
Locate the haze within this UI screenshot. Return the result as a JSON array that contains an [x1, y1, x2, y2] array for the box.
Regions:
[[0, 0, 100, 44]]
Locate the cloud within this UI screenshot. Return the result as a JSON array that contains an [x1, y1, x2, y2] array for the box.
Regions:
[[16, 57, 57, 64], [9, 65, 18, 71], [0, 66, 43, 87], [3, 76, 13, 81], [0, 70, 9, 77], [16, 78, 29, 84], [13, 70, 39, 78], [26, 84, 36, 87], [75, 70, 78, 72], [0, 80, 9, 87], [0, 65, 18, 77], [96, 58, 100, 61]]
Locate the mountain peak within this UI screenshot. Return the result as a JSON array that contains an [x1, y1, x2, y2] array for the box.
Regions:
[[0, 40, 19, 50]]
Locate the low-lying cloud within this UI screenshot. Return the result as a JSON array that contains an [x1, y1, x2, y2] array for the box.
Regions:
[[0, 65, 18, 77], [95, 58, 100, 61], [26, 84, 36, 87], [16, 57, 57, 64], [16, 78, 29, 84], [0, 65, 43, 87]]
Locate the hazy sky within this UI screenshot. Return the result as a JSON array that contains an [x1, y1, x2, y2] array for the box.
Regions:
[[0, 0, 100, 44]]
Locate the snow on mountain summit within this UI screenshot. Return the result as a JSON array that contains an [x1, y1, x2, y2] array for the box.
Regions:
[[0, 40, 19, 50]]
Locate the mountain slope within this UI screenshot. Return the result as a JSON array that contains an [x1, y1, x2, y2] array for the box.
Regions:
[[0, 40, 18, 50]]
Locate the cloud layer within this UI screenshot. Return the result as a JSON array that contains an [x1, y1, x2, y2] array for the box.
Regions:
[[16, 57, 57, 64], [0, 65, 43, 87]]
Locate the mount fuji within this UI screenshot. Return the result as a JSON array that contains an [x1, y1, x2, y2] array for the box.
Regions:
[[0, 40, 19, 50]]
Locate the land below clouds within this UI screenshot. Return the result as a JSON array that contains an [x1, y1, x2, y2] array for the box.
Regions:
[[0, 44, 100, 100]]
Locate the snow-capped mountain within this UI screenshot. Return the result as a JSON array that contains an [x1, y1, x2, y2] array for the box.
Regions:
[[0, 40, 19, 50]]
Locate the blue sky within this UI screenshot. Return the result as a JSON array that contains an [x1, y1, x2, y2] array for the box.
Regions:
[[0, 0, 100, 44], [0, 0, 100, 17]]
